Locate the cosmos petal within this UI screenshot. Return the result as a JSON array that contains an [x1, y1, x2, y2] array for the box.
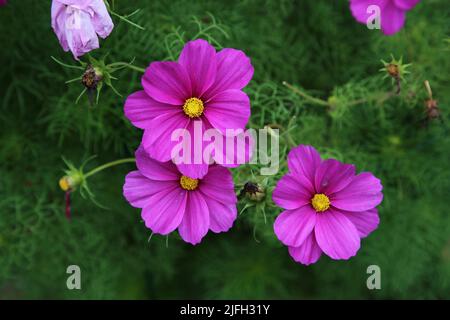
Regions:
[[274, 206, 317, 247], [288, 232, 322, 266], [178, 191, 210, 245], [315, 208, 360, 260], [178, 39, 217, 97]]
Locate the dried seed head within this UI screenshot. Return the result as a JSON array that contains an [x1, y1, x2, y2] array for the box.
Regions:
[[82, 64, 103, 89], [387, 63, 399, 78], [425, 99, 440, 120], [241, 182, 265, 202]]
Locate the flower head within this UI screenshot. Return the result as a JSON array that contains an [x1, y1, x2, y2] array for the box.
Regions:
[[124, 39, 254, 178], [51, 0, 114, 59], [123, 147, 238, 245], [272, 145, 383, 265], [350, 0, 420, 35]]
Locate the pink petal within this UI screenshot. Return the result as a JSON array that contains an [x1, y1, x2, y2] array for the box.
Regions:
[[65, 10, 99, 59], [314, 159, 355, 194], [204, 89, 251, 134], [135, 146, 180, 181], [178, 191, 210, 245], [381, 1, 406, 35], [274, 206, 317, 247], [123, 171, 175, 208], [199, 166, 237, 204], [272, 174, 312, 210], [202, 116, 254, 168], [315, 208, 361, 260], [204, 48, 254, 99], [288, 232, 322, 266], [287, 145, 321, 188], [142, 186, 187, 235], [349, 0, 388, 24], [124, 90, 178, 129], [89, 0, 114, 38], [142, 61, 192, 105], [175, 119, 210, 179], [342, 208, 380, 238], [201, 194, 237, 233], [330, 172, 383, 212], [142, 111, 190, 162], [216, 130, 255, 168], [394, 0, 420, 11], [178, 39, 217, 98]]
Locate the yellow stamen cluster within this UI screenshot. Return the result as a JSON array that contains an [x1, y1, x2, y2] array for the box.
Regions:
[[180, 175, 199, 191], [183, 97, 204, 118], [311, 193, 330, 212]]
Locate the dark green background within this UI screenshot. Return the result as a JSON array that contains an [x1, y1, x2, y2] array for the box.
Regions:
[[0, 0, 449, 299]]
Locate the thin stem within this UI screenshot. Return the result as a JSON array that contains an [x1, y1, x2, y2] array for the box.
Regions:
[[283, 81, 329, 106], [51, 56, 84, 70], [346, 91, 394, 107], [109, 62, 145, 73], [84, 158, 135, 178], [109, 10, 145, 30]]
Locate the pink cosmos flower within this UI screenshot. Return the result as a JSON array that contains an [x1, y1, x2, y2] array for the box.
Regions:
[[272, 145, 383, 265], [123, 147, 238, 245], [350, 0, 421, 35], [51, 0, 114, 59], [124, 39, 254, 179], [0, 0, 7, 6]]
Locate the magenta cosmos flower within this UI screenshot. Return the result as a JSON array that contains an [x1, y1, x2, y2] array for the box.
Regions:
[[350, 0, 420, 35], [124, 39, 254, 179], [123, 147, 238, 245], [0, 0, 7, 6], [51, 0, 114, 59], [272, 145, 383, 265]]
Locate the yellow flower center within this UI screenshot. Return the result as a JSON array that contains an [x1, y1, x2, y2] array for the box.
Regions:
[[311, 193, 330, 212], [183, 97, 204, 118], [180, 175, 199, 191]]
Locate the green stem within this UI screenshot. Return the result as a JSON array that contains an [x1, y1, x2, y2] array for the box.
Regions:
[[51, 56, 84, 70], [109, 62, 145, 73], [109, 10, 145, 30], [84, 158, 136, 178], [283, 81, 329, 107]]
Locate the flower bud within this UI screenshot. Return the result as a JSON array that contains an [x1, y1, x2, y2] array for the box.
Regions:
[[380, 55, 411, 81], [240, 182, 265, 202], [82, 64, 103, 90], [58, 172, 83, 192]]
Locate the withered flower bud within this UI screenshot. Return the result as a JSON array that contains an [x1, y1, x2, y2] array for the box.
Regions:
[[240, 182, 265, 202], [424, 80, 440, 120], [82, 64, 103, 90], [386, 63, 399, 78], [425, 99, 440, 120]]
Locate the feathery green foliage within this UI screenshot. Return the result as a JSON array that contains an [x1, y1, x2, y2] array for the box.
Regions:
[[0, 0, 449, 299]]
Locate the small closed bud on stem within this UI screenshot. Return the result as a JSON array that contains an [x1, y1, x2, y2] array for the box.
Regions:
[[380, 55, 411, 95], [58, 157, 135, 220]]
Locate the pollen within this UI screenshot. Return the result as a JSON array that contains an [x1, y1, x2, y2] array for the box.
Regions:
[[183, 97, 204, 118], [311, 193, 330, 212], [180, 175, 199, 191]]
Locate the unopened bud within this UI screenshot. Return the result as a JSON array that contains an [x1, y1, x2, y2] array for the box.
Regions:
[[58, 173, 82, 192], [386, 63, 399, 78]]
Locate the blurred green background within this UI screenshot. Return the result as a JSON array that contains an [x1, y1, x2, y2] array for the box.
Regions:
[[0, 0, 449, 299]]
